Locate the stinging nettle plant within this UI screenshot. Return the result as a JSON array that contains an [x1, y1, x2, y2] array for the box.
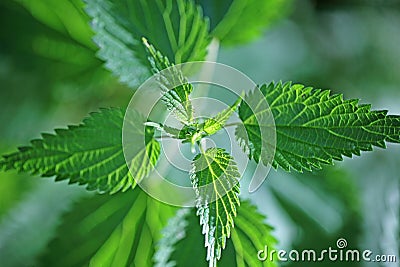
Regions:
[[1, 0, 399, 266]]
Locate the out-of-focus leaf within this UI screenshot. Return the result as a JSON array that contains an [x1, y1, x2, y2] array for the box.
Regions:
[[0, 180, 86, 267], [194, 0, 233, 30], [14, 0, 95, 49], [85, 0, 211, 88], [209, 0, 292, 45], [270, 167, 362, 267], [38, 189, 176, 267], [0, 171, 35, 219], [0, 0, 108, 89], [155, 200, 278, 267]]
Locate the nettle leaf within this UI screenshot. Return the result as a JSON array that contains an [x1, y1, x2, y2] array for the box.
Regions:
[[237, 82, 400, 172], [38, 189, 176, 267], [143, 38, 194, 124], [85, 0, 211, 88], [191, 148, 241, 266], [207, 0, 291, 46], [0, 108, 160, 194], [155, 200, 278, 267], [202, 95, 242, 135]]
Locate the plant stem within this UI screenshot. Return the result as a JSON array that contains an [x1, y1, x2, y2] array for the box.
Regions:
[[198, 141, 205, 154]]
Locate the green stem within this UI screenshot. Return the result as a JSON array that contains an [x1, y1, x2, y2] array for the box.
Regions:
[[198, 140, 205, 154]]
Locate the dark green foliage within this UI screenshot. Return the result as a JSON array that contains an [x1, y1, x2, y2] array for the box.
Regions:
[[155, 200, 278, 267], [85, 0, 211, 88], [0, 108, 160, 194], [38, 189, 176, 266], [207, 0, 292, 45], [1, 1, 399, 267], [238, 82, 400, 171]]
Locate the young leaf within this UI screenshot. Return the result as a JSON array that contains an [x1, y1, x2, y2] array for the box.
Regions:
[[157, 96, 242, 144], [85, 0, 211, 88], [155, 200, 278, 267], [0, 108, 160, 194], [237, 82, 400, 171], [202, 95, 242, 135], [38, 189, 176, 267], [191, 148, 241, 266], [143, 38, 194, 124]]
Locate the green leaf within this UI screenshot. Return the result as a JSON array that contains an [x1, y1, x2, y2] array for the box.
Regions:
[[155, 200, 278, 267], [15, 0, 96, 49], [1, 0, 107, 90], [191, 148, 241, 266], [0, 170, 36, 219], [157, 95, 242, 143], [208, 0, 292, 46], [143, 38, 194, 124], [269, 167, 362, 263], [237, 82, 400, 171], [202, 95, 242, 135], [194, 0, 233, 30], [85, 0, 211, 88], [38, 189, 176, 267], [0, 108, 160, 194], [162, 124, 188, 139]]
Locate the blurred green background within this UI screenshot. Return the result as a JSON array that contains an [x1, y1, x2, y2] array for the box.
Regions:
[[0, 0, 399, 266]]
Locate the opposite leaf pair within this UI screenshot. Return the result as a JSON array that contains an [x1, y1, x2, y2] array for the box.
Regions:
[[2, 40, 400, 266]]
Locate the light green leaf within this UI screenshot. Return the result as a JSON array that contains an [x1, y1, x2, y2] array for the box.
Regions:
[[0, 170, 36, 218], [208, 0, 292, 45], [237, 82, 400, 171], [2, 0, 107, 88], [202, 95, 242, 135], [0, 108, 160, 194], [143, 38, 194, 124], [85, 0, 211, 88], [156, 95, 242, 143], [15, 0, 95, 49], [191, 148, 241, 266], [38, 189, 176, 267], [154, 200, 278, 267]]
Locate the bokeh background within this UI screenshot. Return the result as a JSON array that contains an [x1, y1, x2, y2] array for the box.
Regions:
[[0, 0, 399, 266]]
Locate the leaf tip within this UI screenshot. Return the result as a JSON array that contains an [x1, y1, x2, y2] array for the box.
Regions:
[[142, 37, 150, 48]]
